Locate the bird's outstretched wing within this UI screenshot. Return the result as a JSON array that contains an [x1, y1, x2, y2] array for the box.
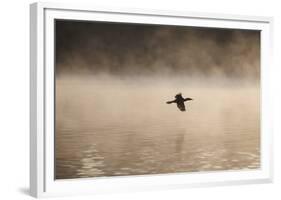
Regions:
[[184, 98, 193, 101], [166, 100, 176, 104], [176, 101, 186, 111]]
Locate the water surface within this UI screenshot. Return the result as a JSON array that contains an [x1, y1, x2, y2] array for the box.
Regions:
[[55, 76, 260, 179]]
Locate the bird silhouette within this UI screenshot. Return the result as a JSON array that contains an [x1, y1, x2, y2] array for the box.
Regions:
[[166, 93, 193, 111]]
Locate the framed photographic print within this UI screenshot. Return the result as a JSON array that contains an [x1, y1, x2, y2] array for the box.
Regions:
[[30, 2, 274, 198]]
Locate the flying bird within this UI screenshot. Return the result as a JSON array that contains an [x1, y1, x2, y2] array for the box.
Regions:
[[166, 93, 193, 111]]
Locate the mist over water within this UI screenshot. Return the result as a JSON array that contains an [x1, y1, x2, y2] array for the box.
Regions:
[[56, 20, 260, 80], [55, 20, 260, 179], [55, 75, 260, 179]]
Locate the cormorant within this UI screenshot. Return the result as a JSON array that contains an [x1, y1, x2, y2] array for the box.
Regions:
[[166, 93, 193, 111]]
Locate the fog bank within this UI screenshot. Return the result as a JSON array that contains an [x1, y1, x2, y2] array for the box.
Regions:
[[56, 20, 260, 81]]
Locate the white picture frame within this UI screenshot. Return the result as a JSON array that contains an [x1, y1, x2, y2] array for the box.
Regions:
[[30, 2, 274, 198]]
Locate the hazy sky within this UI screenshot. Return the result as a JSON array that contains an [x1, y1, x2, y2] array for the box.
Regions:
[[55, 20, 260, 79]]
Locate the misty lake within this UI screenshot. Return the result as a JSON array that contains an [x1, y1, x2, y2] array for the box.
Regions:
[[55, 76, 260, 179]]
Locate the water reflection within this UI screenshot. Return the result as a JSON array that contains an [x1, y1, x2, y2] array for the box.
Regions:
[[76, 144, 105, 177]]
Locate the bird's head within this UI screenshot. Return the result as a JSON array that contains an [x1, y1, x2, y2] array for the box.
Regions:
[[175, 93, 182, 99]]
